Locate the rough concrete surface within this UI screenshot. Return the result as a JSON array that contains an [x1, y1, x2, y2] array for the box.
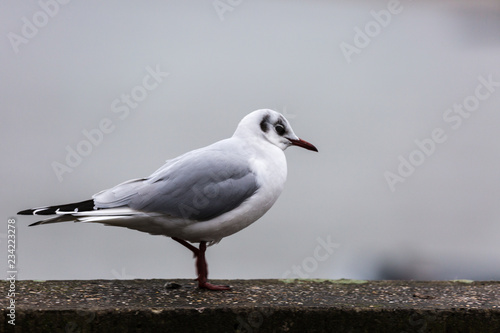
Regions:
[[1, 279, 499, 332]]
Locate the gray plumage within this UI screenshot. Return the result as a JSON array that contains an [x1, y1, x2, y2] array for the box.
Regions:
[[18, 109, 317, 244], [92, 141, 259, 222]]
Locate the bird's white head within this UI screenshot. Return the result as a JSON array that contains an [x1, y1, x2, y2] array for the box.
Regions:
[[233, 109, 318, 152]]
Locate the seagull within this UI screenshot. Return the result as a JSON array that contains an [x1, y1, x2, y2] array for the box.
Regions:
[[18, 109, 318, 290]]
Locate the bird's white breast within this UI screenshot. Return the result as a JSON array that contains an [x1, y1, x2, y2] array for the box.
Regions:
[[102, 137, 289, 243], [173, 140, 288, 243]]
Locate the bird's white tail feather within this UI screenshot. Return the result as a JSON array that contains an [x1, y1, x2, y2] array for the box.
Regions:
[[29, 207, 147, 226]]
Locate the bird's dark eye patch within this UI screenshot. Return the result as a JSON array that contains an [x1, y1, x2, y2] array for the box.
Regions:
[[260, 115, 270, 132], [275, 124, 286, 136]]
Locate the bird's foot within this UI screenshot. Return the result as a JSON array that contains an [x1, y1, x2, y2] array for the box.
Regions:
[[198, 281, 231, 291]]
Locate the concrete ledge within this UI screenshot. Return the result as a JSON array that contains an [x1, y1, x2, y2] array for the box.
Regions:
[[1, 279, 500, 332]]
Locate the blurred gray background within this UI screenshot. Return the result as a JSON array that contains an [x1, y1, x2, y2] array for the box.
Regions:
[[1, 0, 500, 281]]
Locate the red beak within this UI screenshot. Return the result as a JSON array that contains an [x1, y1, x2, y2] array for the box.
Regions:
[[288, 138, 318, 152]]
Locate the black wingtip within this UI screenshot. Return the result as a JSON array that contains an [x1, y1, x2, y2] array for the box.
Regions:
[[28, 221, 43, 227], [18, 209, 34, 215], [17, 208, 55, 215], [17, 199, 95, 217]]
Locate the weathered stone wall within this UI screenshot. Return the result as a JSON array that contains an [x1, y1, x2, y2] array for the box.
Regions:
[[1, 279, 499, 332]]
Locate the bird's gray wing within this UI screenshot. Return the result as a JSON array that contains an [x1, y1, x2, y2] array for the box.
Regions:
[[94, 149, 259, 221]]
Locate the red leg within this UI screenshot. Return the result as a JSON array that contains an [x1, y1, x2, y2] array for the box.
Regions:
[[172, 237, 199, 255], [172, 238, 230, 291]]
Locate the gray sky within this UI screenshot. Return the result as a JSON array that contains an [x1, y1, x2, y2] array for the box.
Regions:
[[2, 0, 500, 281]]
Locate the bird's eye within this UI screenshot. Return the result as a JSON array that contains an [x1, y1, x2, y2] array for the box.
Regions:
[[275, 124, 285, 136]]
